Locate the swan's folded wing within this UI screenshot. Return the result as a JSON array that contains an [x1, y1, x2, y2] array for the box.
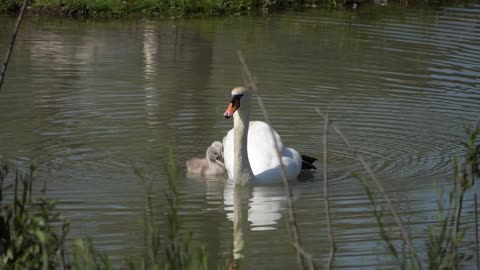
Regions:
[[223, 121, 300, 181], [281, 147, 302, 179], [247, 121, 284, 174]]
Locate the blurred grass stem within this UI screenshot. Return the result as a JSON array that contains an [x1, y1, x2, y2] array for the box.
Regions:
[[315, 108, 421, 268], [323, 113, 336, 269], [237, 51, 313, 270]]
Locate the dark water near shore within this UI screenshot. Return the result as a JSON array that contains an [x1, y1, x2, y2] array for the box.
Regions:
[[1, 5, 480, 268]]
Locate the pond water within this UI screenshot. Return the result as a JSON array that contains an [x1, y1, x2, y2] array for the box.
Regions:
[[1, 4, 480, 269]]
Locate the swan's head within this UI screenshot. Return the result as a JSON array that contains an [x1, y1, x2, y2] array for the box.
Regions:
[[206, 145, 222, 162], [224, 86, 250, 119]]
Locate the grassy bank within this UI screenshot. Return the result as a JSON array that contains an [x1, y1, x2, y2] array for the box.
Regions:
[[0, 0, 472, 18], [0, 0, 309, 18]]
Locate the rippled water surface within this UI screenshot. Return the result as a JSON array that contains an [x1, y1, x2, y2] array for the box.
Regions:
[[1, 5, 480, 268]]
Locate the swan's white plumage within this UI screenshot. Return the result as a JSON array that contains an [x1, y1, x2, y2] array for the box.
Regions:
[[223, 121, 302, 184]]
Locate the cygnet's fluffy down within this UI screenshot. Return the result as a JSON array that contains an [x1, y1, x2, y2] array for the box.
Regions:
[[210, 141, 224, 162], [186, 142, 226, 175]]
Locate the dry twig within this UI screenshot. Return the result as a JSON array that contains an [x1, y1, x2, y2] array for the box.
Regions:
[[315, 108, 421, 267], [237, 51, 313, 270], [292, 242, 316, 270], [453, 170, 466, 240], [475, 193, 479, 270], [323, 113, 336, 269], [471, 120, 479, 270], [0, 0, 29, 92]]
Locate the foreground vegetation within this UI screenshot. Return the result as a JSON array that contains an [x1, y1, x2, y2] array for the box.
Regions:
[[356, 125, 480, 269], [0, 124, 478, 269], [0, 153, 220, 269]]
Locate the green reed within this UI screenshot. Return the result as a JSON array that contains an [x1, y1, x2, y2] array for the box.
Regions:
[[68, 150, 212, 270], [131, 148, 207, 270], [70, 239, 113, 270], [0, 150, 214, 269], [137, 148, 222, 269]]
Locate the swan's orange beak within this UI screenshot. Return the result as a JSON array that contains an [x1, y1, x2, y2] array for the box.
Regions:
[[224, 101, 238, 119], [224, 94, 243, 119]]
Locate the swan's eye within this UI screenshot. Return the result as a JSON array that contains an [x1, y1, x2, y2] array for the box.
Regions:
[[227, 94, 242, 102], [230, 94, 242, 106], [231, 94, 243, 100]]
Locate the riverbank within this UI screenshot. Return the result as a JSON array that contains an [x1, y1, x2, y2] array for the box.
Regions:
[[0, 0, 308, 18], [0, 0, 470, 18]]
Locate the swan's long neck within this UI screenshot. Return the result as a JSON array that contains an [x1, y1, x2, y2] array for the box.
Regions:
[[233, 102, 254, 185]]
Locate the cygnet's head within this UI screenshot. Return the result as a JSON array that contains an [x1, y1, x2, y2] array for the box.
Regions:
[[210, 141, 223, 161], [206, 146, 222, 162], [211, 141, 223, 151]]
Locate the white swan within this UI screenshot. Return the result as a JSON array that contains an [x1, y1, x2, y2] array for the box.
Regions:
[[186, 143, 226, 175], [222, 86, 302, 185]]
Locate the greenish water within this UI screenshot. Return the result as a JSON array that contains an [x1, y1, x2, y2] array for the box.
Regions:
[[1, 5, 480, 269]]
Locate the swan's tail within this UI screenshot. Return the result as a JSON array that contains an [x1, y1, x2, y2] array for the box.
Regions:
[[301, 154, 318, 170]]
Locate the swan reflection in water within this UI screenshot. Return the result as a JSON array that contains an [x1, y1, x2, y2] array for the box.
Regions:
[[223, 181, 301, 260], [187, 172, 303, 263], [224, 182, 297, 231]]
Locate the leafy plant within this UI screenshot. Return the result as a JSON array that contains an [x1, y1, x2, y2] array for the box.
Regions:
[[0, 164, 70, 270]]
